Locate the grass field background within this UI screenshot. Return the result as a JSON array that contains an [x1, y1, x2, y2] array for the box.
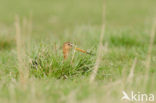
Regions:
[[0, 0, 156, 103]]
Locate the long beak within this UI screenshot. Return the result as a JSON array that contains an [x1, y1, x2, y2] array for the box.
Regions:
[[75, 47, 87, 53], [72, 44, 93, 55]]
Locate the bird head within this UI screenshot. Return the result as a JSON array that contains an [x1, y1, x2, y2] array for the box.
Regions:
[[63, 42, 73, 50]]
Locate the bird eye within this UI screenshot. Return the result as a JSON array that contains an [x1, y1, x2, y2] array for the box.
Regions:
[[68, 43, 73, 46], [68, 43, 70, 45]]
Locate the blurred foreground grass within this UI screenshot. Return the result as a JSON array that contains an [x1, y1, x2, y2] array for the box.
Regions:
[[0, 0, 156, 103]]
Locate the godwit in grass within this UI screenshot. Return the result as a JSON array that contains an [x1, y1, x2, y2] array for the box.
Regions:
[[63, 42, 92, 59]]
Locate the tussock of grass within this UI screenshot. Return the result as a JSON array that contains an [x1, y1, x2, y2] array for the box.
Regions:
[[29, 44, 94, 79]]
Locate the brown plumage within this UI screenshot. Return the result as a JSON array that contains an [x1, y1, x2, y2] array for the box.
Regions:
[[63, 42, 73, 59]]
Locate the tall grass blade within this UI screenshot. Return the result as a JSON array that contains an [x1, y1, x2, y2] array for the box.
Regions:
[[144, 18, 156, 87], [89, 0, 106, 83]]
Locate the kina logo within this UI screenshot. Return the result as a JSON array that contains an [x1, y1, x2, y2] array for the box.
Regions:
[[121, 91, 155, 102]]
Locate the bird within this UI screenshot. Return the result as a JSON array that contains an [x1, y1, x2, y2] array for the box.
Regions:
[[63, 42, 73, 59], [63, 42, 92, 59]]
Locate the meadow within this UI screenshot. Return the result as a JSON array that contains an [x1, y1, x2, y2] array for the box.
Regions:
[[0, 0, 156, 103]]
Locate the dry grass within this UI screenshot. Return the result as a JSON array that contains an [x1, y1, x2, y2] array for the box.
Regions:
[[71, 45, 77, 64], [127, 57, 137, 83], [90, 0, 106, 83], [15, 15, 32, 87], [144, 18, 156, 87]]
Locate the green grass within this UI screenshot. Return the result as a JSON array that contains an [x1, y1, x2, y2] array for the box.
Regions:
[[0, 0, 156, 103]]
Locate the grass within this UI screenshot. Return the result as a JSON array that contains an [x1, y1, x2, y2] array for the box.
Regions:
[[0, 0, 156, 103]]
